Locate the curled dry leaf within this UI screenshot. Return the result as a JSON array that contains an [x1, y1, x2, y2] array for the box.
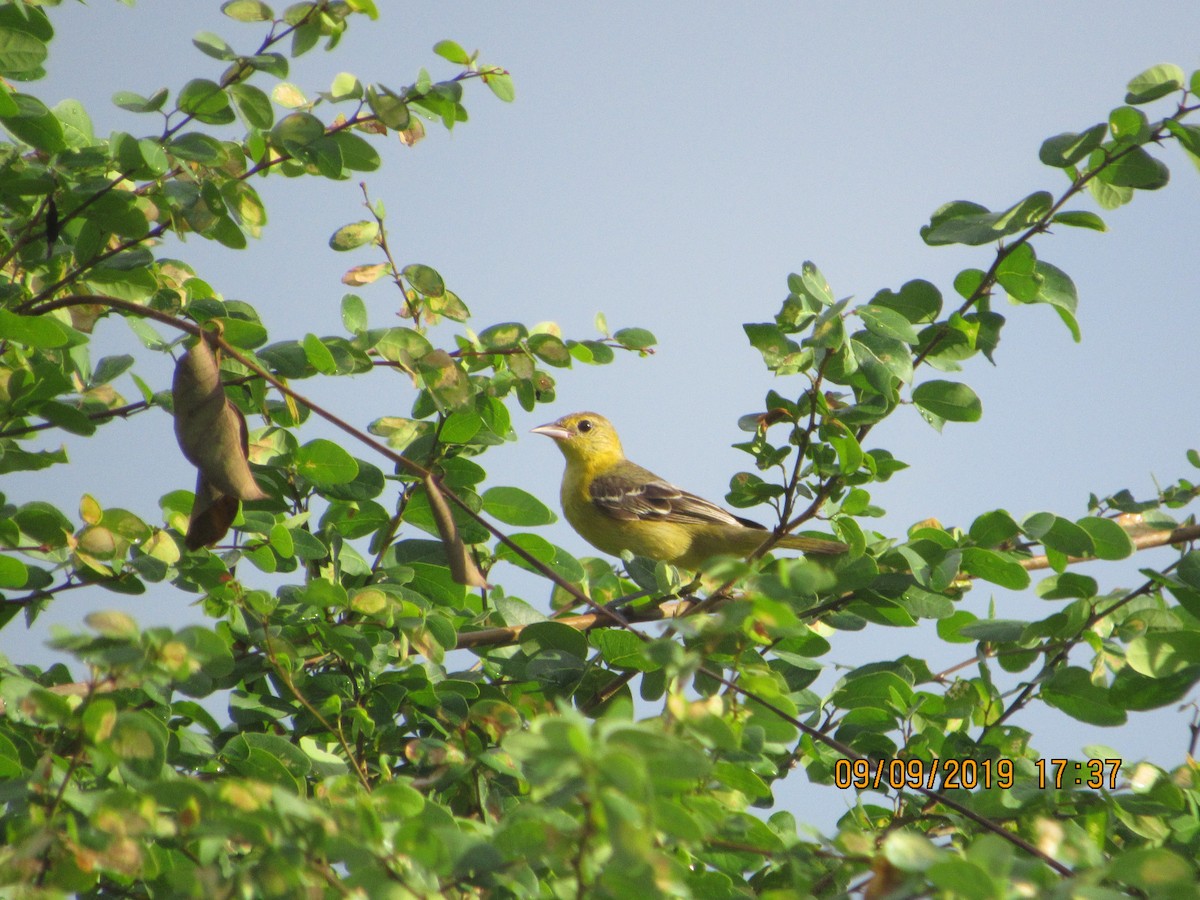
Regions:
[[67, 301, 106, 334], [423, 474, 489, 588], [342, 262, 389, 286], [172, 333, 267, 548], [397, 117, 425, 147]]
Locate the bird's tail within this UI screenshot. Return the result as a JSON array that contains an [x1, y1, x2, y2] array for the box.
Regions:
[[778, 534, 849, 555]]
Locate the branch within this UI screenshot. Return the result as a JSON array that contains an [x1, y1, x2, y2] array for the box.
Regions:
[[454, 521, 1199, 650], [0, 400, 154, 439], [1018, 522, 1199, 571]]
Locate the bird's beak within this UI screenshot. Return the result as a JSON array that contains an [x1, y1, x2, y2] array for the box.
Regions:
[[531, 422, 571, 441]]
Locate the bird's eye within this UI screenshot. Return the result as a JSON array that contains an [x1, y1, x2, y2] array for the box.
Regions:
[[577, 419, 593, 433]]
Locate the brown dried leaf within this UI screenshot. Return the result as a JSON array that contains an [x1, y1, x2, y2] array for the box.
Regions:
[[341, 262, 389, 286], [397, 118, 425, 147], [67, 302, 106, 334]]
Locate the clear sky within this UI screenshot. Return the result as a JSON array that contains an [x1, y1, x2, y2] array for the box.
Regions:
[[4, 1, 1200, 825]]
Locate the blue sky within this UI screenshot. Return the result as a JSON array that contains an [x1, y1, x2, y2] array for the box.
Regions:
[[4, 2, 1200, 824]]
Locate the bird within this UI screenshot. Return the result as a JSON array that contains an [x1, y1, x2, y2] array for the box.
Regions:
[[532, 411, 848, 570]]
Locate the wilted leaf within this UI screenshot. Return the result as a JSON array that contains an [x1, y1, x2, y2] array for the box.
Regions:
[[342, 262, 389, 286]]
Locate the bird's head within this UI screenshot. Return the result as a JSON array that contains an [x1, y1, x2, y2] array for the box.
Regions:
[[531, 411, 624, 467]]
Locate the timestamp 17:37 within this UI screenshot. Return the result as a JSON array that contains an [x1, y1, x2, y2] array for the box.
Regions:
[[1035, 758, 1122, 790]]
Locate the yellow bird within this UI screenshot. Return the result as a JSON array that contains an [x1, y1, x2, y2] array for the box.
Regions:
[[532, 412, 847, 570]]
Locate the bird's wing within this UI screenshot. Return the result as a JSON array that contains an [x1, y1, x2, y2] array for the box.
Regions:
[[589, 465, 765, 530]]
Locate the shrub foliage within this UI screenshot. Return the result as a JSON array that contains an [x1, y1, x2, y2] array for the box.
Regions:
[[1, 3, 1199, 897]]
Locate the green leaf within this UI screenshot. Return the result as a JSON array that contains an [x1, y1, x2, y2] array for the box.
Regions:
[[113, 88, 170, 113], [295, 438, 359, 486], [222, 0, 274, 21], [826, 425, 864, 475], [1039, 123, 1107, 167], [403, 263, 445, 297], [229, 82, 274, 129], [1074, 517, 1134, 560], [167, 132, 227, 165], [302, 333, 337, 374], [177, 78, 234, 124], [1088, 177, 1133, 210], [330, 73, 364, 105], [193, 31, 236, 61], [272, 111, 324, 148], [869, 280, 941, 324], [1124, 63, 1186, 104], [0, 309, 72, 348], [484, 70, 515, 103], [1110, 666, 1199, 710], [1030, 261, 1080, 342], [1177, 550, 1200, 591], [439, 409, 481, 443], [417, 349, 471, 411], [1095, 145, 1169, 190], [0, 26, 47, 76], [920, 192, 1052, 246], [366, 86, 409, 129], [520, 621, 589, 660], [613, 327, 656, 350], [0, 87, 20, 117], [1126, 631, 1200, 678], [928, 860, 1000, 897], [883, 832, 945, 874], [1022, 512, 1093, 557], [528, 333, 572, 367], [109, 710, 168, 779], [851, 334, 908, 394], [1165, 120, 1200, 164], [591, 629, 656, 671], [957, 619, 1027, 642], [224, 732, 312, 787], [968, 509, 1019, 547], [482, 486, 555, 526], [1112, 848, 1195, 893], [1109, 105, 1149, 143], [478, 322, 527, 350], [341, 293, 367, 334], [952, 268, 985, 302], [433, 39, 470, 65], [996, 243, 1040, 302], [374, 327, 432, 365], [0, 554, 29, 588], [829, 670, 914, 712], [959, 548, 1029, 590], [856, 305, 918, 344], [1051, 210, 1106, 231], [329, 220, 378, 251], [793, 261, 835, 306], [1040, 667, 1127, 725], [39, 401, 96, 436], [1035, 571, 1098, 600], [744, 323, 800, 370], [911, 380, 981, 423], [0, 93, 65, 152], [329, 130, 380, 171]]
